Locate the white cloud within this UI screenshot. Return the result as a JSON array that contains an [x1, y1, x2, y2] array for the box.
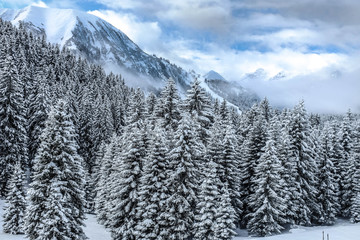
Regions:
[[31, 1, 48, 8], [88, 10, 166, 54], [96, 0, 235, 34], [0, 0, 33, 8], [69, 1, 360, 112]]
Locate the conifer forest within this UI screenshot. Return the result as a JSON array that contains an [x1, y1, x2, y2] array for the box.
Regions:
[[0, 18, 360, 240]]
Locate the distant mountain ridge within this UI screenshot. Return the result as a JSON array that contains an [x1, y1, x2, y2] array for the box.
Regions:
[[203, 71, 259, 111], [0, 6, 260, 109]]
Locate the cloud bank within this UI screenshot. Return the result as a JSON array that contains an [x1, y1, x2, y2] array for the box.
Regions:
[[1, 0, 359, 113]]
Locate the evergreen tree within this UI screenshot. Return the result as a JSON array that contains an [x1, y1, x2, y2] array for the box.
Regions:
[[26, 74, 49, 171], [134, 129, 170, 239], [246, 137, 286, 236], [25, 100, 86, 240], [127, 88, 146, 127], [146, 92, 157, 129], [259, 97, 272, 122], [317, 124, 339, 225], [183, 78, 214, 144], [110, 125, 143, 240], [218, 99, 230, 122], [338, 110, 354, 217], [95, 135, 121, 227], [350, 123, 360, 223], [350, 153, 360, 223], [154, 78, 181, 132], [0, 50, 28, 196], [239, 113, 267, 226], [89, 141, 107, 213], [2, 162, 26, 234], [193, 161, 222, 240], [277, 114, 297, 223], [160, 113, 203, 239], [287, 101, 319, 226], [222, 123, 242, 222], [327, 121, 343, 215], [213, 184, 237, 240]]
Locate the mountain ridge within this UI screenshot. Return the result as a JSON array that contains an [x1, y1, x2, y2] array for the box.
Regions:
[[0, 6, 192, 89], [0, 5, 259, 110]]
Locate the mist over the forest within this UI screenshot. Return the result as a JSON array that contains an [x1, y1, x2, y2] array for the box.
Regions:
[[239, 68, 360, 114]]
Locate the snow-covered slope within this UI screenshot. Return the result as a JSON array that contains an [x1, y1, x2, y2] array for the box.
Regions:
[[0, 6, 192, 89], [204, 70, 226, 81], [203, 70, 259, 110]]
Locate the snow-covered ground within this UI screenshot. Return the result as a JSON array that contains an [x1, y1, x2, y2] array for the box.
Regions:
[[0, 199, 111, 240], [1, 199, 359, 240], [234, 219, 360, 240]]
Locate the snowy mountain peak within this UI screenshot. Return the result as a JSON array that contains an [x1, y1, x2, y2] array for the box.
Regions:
[[204, 70, 226, 81], [245, 68, 267, 80], [0, 6, 192, 88], [1, 6, 86, 48]]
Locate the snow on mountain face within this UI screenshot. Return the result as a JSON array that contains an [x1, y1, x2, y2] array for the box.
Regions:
[[204, 70, 226, 81], [202, 70, 259, 111], [0, 6, 259, 110], [0, 6, 192, 89]]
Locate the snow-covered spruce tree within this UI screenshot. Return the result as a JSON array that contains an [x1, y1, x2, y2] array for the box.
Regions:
[[193, 160, 222, 240], [134, 128, 170, 239], [213, 183, 237, 240], [287, 101, 320, 226], [146, 92, 157, 117], [350, 156, 360, 223], [246, 135, 286, 236], [207, 115, 243, 223], [145, 92, 158, 129], [87, 140, 106, 214], [316, 123, 339, 225], [160, 113, 203, 239], [2, 162, 26, 234], [0, 49, 28, 197], [218, 99, 230, 122], [219, 119, 242, 222], [90, 94, 115, 168], [126, 88, 146, 127], [327, 121, 343, 208], [107, 89, 148, 235], [350, 124, 360, 223], [110, 125, 144, 240], [154, 78, 181, 133], [26, 73, 49, 171], [95, 135, 122, 227], [258, 97, 272, 122], [183, 78, 214, 144], [207, 117, 225, 175], [239, 113, 267, 226], [25, 100, 86, 240], [272, 114, 296, 224], [338, 110, 354, 217]]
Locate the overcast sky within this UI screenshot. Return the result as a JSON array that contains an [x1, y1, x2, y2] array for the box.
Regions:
[[1, 0, 360, 113]]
